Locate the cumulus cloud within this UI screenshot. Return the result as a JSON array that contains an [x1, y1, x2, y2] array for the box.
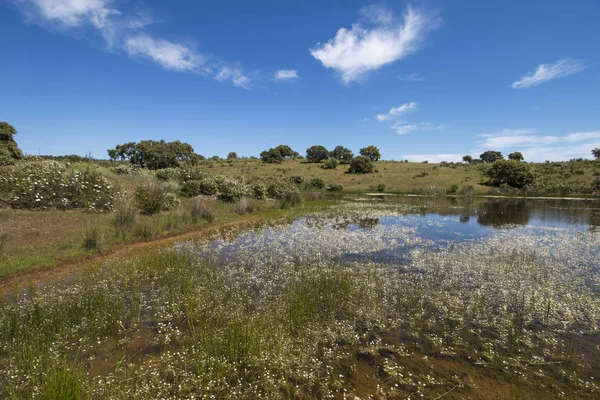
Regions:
[[511, 58, 586, 89], [310, 5, 439, 83], [273, 69, 299, 82], [475, 128, 600, 161], [15, 0, 252, 87]]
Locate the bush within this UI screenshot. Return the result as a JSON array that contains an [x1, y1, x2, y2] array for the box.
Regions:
[[280, 192, 302, 209], [111, 164, 141, 175], [327, 183, 343, 191], [447, 184, 459, 194], [348, 156, 374, 174], [289, 176, 305, 185], [265, 178, 300, 199], [413, 171, 430, 178], [155, 168, 179, 181], [249, 180, 269, 199], [485, 160, 535, 188], [321, 158, 339, 169], [308, 178, 325, 189], [260, 148, 284, 164], [135, 183, 180, 214], [218, 179, 250, 202], [0, 161, 115, 211], [376, 184, 386, 192]]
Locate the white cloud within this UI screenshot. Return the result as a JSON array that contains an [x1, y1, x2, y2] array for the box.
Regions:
[[273, 69, 299, 82], [16, 0, 253, 87], [376, 102, 417, 121], [27, 0, 118, 28], [475, 128, 600, 161], [398, 72, 425, 81], [310, 5, 439, 83], [511, 58, 586, 89], [215, 66, 252, 88], [124, 34, 202, 71], [393, 124, 417, 135]]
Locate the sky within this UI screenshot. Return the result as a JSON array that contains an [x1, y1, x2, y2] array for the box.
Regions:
[[1, 0, 599, 162]]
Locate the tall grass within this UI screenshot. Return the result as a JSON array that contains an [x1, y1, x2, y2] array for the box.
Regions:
[[190, 197, 215, 222], [81, 224, 103, 252], [113, 201, 137, 234]]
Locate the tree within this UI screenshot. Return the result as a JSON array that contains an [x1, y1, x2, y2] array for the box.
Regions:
[[306, 145, 329, 163], [480, 150, 504, 163], [484, 160, 534, 188], [107, 140, 197, 169], [260, 148, 283, 164], [331, 146, 354, 164], [359, 145, 381, 161], [227, 152, 238, 160], [0, 121, 23, 165], [592, 148, 600, 160], [508, 152, 524, 161], [348, 156, 374, 174], [462, 155, 473, 164], [274, 145, 299, 159]]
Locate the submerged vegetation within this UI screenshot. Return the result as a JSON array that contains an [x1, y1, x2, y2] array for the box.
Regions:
[[1, 200, 599, 398]]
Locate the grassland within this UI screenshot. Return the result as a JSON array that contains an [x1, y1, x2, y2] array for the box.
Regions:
[[194, 158, 600, 195]]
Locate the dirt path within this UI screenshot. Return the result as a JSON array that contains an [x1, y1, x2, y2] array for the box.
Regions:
[[0, 216, 266, 295]]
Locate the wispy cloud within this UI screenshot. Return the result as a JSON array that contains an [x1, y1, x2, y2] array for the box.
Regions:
[[273, 69, 299, 82], [124, 34, 203, 72], [15, 0, 252, 87], [376, 102, 417, 121], [310, 5, 439, 83], [511, 58, 586, 89], [475, 128, 600, 161], [398, 72, 425, 81]]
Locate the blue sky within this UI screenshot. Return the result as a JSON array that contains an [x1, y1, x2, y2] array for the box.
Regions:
[[1, 0, 599, 162]]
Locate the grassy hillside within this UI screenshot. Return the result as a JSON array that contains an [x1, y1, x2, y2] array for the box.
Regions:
[[194, 158, 600, 195]]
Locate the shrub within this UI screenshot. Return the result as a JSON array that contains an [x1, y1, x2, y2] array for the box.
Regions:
[[289, 176, 305, 185], [376, 183, 386, 192], [218, 179, 250, 202], [321, 158, 339, 169], [348, 156, 374, 174], [447, 184, 459, 194], [485, 160, 535, 188], [111, 164, 140, 175], [0, 161, 115, 211], [135, 183, 180, 214], [308, 177, 325, 189], [155, 168, 179, 181], [280, 191, 302, 209], [265, 178, 300, 199], [413, 171, 430, 178], [249, 180, 269, 199], [459, 185, 474, 197], [227, 152, 238, 160], [327, 183, 343, 191]]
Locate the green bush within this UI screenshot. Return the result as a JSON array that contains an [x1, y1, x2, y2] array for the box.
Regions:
[[249, 180, 269, 199], [485, 160, 535, 188], [218, 179, 250, 202], [447, 184, 459, 194], [307, 177, 325, 189], [0, 161, 115, 211], [155, 168, 179, 181], [135, 183, 180, 214], [321, 158, 339, 169], [348, 156, 374, 174], [327, 183, 343, 191]]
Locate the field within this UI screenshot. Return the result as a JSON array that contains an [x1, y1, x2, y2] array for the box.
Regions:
[[194, 158, 600, 195]]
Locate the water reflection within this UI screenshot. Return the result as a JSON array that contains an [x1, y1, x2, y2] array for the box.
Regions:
[[366, 195, 600, 230]]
